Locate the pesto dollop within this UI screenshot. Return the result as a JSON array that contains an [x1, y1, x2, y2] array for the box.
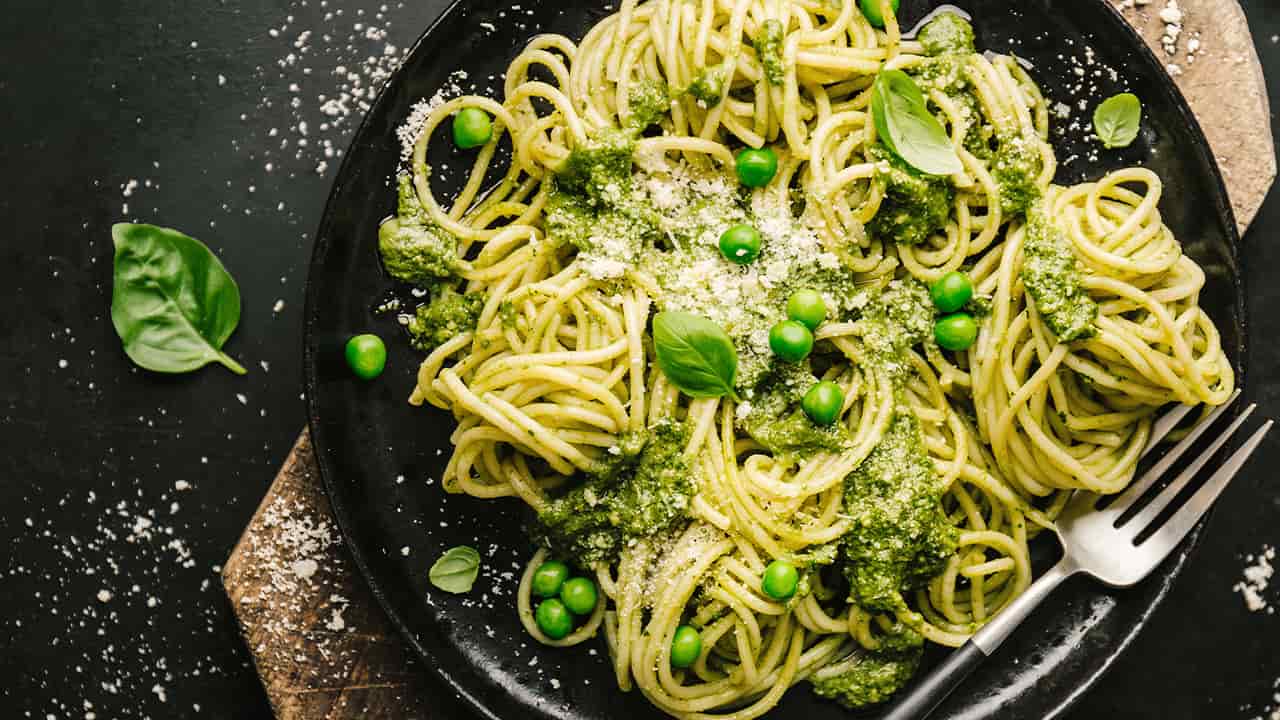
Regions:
[[406, 287, 484, 351], [741, 364, 848, 457], [856, 280, 936, 369], [627, 79, 670, 130], [687, 64, 728, 106], [546, 128, 662, 280], [754, 20, 786, 86], [545, 186, 657, 259], [1022, 209, 1098, 342], [828, 282, 954, 612], [379, 220, 459, 286], [811, 628, 923, 708], [556, 127, 637, 204], [917, 12, 976, 56], [840, 408, 958, 611], [396, 172, 429, 224], [378, 175, 461, 286], [537, 420, 693, 564], [991, 130, 1045, 215], [867, 145, 954, 246]]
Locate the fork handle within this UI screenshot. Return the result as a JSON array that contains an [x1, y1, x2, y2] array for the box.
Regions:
[[882, 641, 987, 720], [882, 560, 1077, 720]]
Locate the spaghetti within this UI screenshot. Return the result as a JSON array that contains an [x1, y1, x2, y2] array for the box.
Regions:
[[388, 0, 1234, 716]]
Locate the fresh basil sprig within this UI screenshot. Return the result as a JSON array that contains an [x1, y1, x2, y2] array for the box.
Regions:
[[871, 69, 963, 176], [1093, 93, 1142, 149], [110, 223, 247, 375], [429, 545, 481, 594], [652, 311, 738, 399]]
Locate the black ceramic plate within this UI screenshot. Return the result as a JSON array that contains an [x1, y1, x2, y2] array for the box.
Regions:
[[303, 1, 1246, 718]]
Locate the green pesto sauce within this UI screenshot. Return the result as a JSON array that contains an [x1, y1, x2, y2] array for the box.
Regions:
[[754, 20, 786, 86], [734, 280, 915, 450], [797, 540, 841, 567], [378, 177, 461, 287], [913, 54, 969, 93], [543, 187, 596, 249], [396, 173, 429, 224], [867, 144, 954, 246], [957, 90, 996, 160], [912, 56, 996, 161], [627, 79, 670, 130], [965, 294, 993, 319], [831, 282, 954, 613], [536, 420, 692, 565], [544, 187, 657, 253], [840, 408, 958, 612], [917, 12, 976, 56], [741, 363, 848, 457], [379, 220, 459, 286], [687, 64, 728, 106], [1023, 209, 1098, 342], [992, 130, 1044, 216], [556, 127, 637, 204], [811, 637, 923, 708], [857, 280, 936, 374], [913, 53, 1046, 216], [545, 128, 661, 278], [406, 287, 484, 352], [498, 300, 520, 330]]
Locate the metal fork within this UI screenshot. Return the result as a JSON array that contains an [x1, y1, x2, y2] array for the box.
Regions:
[[884, 391, 1272, 720]]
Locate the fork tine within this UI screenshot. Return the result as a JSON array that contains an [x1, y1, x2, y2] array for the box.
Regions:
[[1119, 404, 1257, 533], [1141, 402, 1201, 458], [1139, 420, 1273, 555], [1107, 391, 1243, 516]]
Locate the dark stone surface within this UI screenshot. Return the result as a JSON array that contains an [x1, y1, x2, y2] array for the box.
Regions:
[[0, 1, 1277, 718]]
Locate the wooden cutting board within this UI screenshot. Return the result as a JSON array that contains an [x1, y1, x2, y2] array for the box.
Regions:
[[221, 3, 1275, 718]]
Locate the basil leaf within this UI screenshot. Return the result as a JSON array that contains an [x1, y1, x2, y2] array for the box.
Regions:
[[871, 70, 963, 176], [1093, 93, 1142, 149], [110, 223, 247, 375], [429, 545, 481, 594], [652, 312, 738, 399]]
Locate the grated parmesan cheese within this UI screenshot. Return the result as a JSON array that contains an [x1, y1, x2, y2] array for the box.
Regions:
[[1234, 545, 1276, 614]]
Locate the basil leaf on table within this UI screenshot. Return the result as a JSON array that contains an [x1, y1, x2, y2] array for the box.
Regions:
[[871, 69, 964, 176], [110, 223, 247, 375], [1093, 92, 1142, 149], [652, 311, 738, 399], [429, 546, 481, 594]]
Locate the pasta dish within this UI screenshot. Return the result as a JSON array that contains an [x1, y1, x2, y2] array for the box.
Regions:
[[375, 0, 1234, 715]]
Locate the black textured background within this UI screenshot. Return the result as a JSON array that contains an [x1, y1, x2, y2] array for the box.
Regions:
[[1, 1, 1278, 719]]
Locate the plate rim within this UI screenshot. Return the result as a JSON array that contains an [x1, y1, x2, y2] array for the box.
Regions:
[[302, 1, 1247, 718]]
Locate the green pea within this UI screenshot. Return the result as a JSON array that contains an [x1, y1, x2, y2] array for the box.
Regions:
[[762, 560, 799, 601], [559, 577, 598, 616], [735, 147, 779, 188], [802, 381, 844, 426], [670, 625, 703, 669], [930, 271, 974, 313], [344, 334, 386, 380], [935, 313, 978, 351], [859, 0, 900, 29], [786, 288, 827, 331], [719, 224, 762, 265], [535, 598, 574, 640], [453, 107, 493, 149], [769, 320, 813, 362], [531, 561, 570, 598]]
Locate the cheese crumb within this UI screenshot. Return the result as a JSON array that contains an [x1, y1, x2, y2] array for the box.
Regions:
[[291, 558, 319, 580], [1234, 545, 1275, 613]]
